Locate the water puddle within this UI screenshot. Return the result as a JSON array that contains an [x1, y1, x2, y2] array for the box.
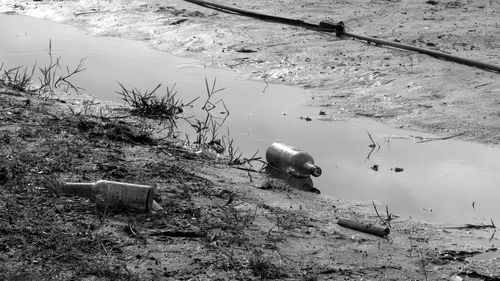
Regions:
[[1, 14, 500, 228]]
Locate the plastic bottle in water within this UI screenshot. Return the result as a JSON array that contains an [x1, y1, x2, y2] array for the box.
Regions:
[[265, 142, 322, 177], [60, 180, 154, 211]]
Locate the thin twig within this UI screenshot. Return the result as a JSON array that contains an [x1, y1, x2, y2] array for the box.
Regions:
[[99, 241, 109, 256], [489, 228, 497, 243], [416, 132, 464, 143], [385, 205, 392, 228], [233, 166, 261, 173], [262, 78, 269, 93], [419, 248, 429, 281], [365, 146, 375, 161], [442, 222, 496, 230], [247, 171, 253, 182], [372, 201, 386, 225], [372, 201, 392, 228], [367, 131, 377, 148], [75, 10, 110, 16]]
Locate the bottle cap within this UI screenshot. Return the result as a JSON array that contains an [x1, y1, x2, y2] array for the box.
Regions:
[[311, 166, 322, 177]]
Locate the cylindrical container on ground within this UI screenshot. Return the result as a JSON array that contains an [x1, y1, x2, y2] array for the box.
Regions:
[[265, 142, 322, 177], [61, 180, 154, 211]]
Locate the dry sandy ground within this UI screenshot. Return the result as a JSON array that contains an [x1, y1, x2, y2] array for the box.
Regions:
[[1, 0, 499, 145], [1, 0, 500, 280]]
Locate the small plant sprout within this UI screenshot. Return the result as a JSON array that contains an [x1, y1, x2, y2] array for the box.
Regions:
[[116, 81, 198, 136], [0, 64, 36, 92], [38, 40, 86, 96], [1, 41, 85, 96], [187, 78, 229, 145]]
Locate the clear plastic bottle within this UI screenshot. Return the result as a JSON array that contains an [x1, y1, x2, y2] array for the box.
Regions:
[[60, 180, 154, 211], [265, 142, 322, 177]]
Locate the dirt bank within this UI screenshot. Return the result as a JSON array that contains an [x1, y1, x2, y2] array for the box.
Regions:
[[1, 0, 499, 145]]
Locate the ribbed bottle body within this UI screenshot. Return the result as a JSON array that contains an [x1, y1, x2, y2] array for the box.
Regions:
[[93, 180, 154, 211], [265, 143, 322, 177]]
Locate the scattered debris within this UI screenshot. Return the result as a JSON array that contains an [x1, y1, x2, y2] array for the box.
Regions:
[[2, 1, 499, 278], [150, 200, 164, 212], [337, 218, 390, 237], [439, 250, 482, 262], [235, 47, 258, 53], [75, 10, 109, 16], [443, 220, 496, 230], [170, 18, 188, 25], [459, 269, 500, 281], [149, 230, 205, 238], [474, 83, 492, 89], [331, 92, 351, 98], [355, 112, 395, 119], [416, 132, 464, 143]]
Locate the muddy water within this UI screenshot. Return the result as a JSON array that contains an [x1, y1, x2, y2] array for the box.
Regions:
[[1, 14, 500, 228]]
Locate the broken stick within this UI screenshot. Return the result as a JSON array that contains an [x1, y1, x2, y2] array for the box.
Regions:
[[337, 218, 390, 237]]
